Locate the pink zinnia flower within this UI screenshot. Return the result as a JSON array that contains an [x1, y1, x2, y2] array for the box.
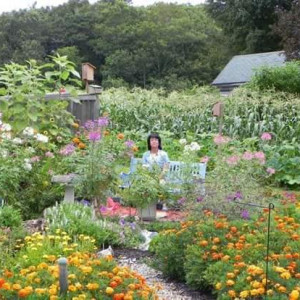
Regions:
[[261, 132, 272, 141], [242, 151, 253, 160], [30, 156, 40, 162], [213, 134, 231, 145], [45, 151, 54, 158], [266, 167, 275, 175], [226, 155, 240, 166], [254, 151, 265, 165]]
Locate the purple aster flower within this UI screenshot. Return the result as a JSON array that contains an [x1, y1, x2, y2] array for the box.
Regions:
[[84, 120, 95, 130], [226, 194, 235, 202], [177, 197, 186, 205], [196, 196, 204, 202], [241, 209, 250, 219], [59, 143, 75, 156], [89, 131, 101, 142], [125, 140, 135, 148], [130, 222, 136, 230], [97, 117, 109, 127], [99, 205, 107, 213], [119, 218, 125, 227], [235, 191, 243, 199]]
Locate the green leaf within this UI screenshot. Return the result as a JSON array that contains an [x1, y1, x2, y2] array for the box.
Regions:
[[60, 71, 70, 81], [0, 88, 7, 96]]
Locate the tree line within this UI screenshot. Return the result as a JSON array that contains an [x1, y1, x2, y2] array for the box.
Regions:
[[0, 0, 298, 90]]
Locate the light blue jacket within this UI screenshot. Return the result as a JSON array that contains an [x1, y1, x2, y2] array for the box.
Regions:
[[142, 150, 170, 169]]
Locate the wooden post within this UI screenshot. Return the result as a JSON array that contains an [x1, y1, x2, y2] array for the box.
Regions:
[[212, 102, 224, 135]]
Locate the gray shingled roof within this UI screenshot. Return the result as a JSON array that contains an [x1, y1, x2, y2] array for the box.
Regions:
[[212, 51, 286, 85]]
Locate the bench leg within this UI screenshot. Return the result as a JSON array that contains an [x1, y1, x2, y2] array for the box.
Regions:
[[64, 185, 75, 203]]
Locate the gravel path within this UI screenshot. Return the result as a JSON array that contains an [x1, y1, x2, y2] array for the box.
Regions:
[[114, 249, 215, 300]]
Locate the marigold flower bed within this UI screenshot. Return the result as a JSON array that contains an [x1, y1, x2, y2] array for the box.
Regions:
[[150, 193, 300, 300], [0, 230, 157, 300]]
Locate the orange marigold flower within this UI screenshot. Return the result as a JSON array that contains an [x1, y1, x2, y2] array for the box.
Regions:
[[78, 142, 86, 149], [18, 288, 31, 298], [72, 137, 80, 144], [0, 278, 5, 288], [117, 133, 125, 140], [104, 130, 110, 136], [132, 146, 138, 152]]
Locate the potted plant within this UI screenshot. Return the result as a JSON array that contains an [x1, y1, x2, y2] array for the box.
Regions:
[[121, 165, 166, 221]]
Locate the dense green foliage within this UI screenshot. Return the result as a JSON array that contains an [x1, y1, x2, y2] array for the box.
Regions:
[[0, 0, 227, 90], [205, 0, 292, 54], [249, 61, 300, 94], [273, 0, 300, 60]]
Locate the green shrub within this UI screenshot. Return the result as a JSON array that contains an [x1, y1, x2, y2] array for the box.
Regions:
[[0, 205, 22, 228]]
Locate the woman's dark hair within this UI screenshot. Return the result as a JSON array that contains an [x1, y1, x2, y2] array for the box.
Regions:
[[147, 133, 162, 150]]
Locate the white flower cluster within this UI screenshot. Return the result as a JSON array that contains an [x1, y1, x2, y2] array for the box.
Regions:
[[0, 116, 12, 139], [23, 127, 48, 143], [24, 158, 32, 171], [184, 141, 201, 152]]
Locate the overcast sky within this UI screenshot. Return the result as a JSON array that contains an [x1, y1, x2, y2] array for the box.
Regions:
[[0, 0, 205, 13]]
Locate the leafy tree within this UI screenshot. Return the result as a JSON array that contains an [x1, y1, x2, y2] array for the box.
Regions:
[[273, 0, 300, 60], [205, 0, 292, 54]]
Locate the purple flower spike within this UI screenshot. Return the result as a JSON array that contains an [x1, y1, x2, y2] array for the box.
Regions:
[[196, 196, 204, 202], [125, 140, 135, 148], [89, 131, 101, 142], [98, 117, 109, 127], [235, 191, 243, 200], [241, 209, 250, 219], [119, 218, 125, 227]]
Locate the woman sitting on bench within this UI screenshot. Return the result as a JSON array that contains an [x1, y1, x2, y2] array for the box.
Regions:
[[142, 133, 170, 172]]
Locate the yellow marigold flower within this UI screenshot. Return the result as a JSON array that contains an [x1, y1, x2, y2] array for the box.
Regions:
[[35, 288, 46, 294], [86, 283, 99, 290], [250, 289, 259, 296], [106, 287, 114, 295], [267, 289, 274, 296], [274, 266, 286, 273], [68, 285, 77, 292], [251, 280, 261, 288], [228, 290, 236, 297], [226, 280, 235, 286], [72, 123, 79, 128], [239, 290, 249, 298], [226, 272, 235, 279], [215, 282, 222, 290], [12, 284, 22, 290], [78, 295, 86, 299], [257, 287, 265, 295], [34, 278, 41, 283], [290, 290, 300, 300], [2, 282, 11, 290], [278, 286, 287, 293], [280, 271, 291, 279], [75, 282, 83, 289], [49, 287, 57, 295], [50, 296, 58, 300], [37, 262, 48, 270], [68, 274, 76, 279]]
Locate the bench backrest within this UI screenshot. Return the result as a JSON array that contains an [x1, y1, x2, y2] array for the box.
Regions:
[[129, 157, 206, 182]]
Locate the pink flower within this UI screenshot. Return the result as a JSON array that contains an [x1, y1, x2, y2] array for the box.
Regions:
[[226, 155, 240, 166], [30, 156, 40, 162], [45, 151, 54, 158], [200, 156, 209, 163], [213, 134, 231, 145], [261, 132, 272, 141], [242, 151, 253, 160], [89, 131, 101, 142], [254, 151, 265, 165], [266, 167, 276, 175]]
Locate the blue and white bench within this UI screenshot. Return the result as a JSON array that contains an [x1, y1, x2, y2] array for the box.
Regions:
[[120, 157, 206, 193]]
